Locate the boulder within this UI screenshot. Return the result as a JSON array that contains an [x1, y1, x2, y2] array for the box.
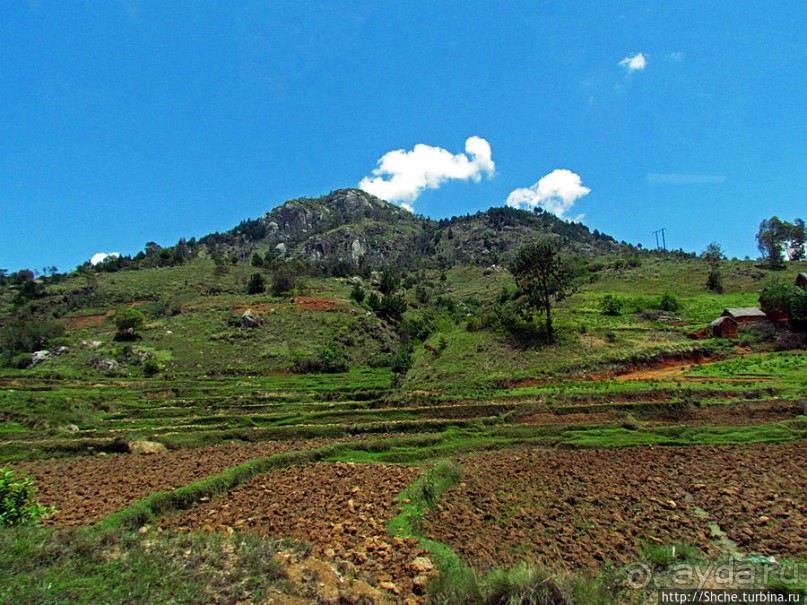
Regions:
[[89, 358, 119, 372], [241, 309, 262, 328], [128, 440, 168, 455], [31, 350, 50, 365]]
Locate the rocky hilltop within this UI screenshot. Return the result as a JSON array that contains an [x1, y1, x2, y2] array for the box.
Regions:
[[206, 188, 625, 270]]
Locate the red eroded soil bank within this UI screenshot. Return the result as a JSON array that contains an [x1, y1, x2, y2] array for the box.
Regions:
[[423, 441, 806, 572]]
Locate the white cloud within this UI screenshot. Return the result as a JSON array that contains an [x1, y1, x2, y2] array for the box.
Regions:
[[619, 52, 647, 72], [90, 252, 120, 266], [668, 52, 685, 62], [506, 169, 591, 220], [359, 136, 495, 207]]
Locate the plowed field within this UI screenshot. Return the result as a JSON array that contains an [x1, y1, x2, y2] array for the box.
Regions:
[[13, 438, 344, 526], [160, 461, 426, 600], [423, 442, 806, 572]]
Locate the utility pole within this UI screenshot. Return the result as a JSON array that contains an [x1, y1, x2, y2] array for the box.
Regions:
[[652, 228, 667, 250]]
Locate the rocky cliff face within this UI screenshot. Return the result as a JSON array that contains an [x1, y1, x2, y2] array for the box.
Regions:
[[252, 189, 428, 266], [220, 189, 626, 269]]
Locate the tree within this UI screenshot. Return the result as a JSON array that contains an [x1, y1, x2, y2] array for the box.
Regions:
[[787, 219, 806, 261], [756, 217, 786, 269], [114, 308, 145, 341], [508, 238, 583, 342], [250, 252, 264, 268], [702, 242, 725, 293], [271, 267, 296, 296], [247, 272, 266, 294]]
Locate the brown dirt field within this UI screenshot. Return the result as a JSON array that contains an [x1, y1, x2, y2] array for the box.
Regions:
[[160, 461, 427, 602], [12, 438, 345, 527], [423, 441, 806, 573], [293, 296, 349, 311], [63, 312, 112, 330]]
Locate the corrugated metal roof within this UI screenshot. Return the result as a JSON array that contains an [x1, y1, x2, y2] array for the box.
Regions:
[[723, 307, 767, 318], [711, 316, 737, 327]]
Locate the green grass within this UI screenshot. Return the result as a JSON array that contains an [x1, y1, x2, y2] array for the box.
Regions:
[[0, 525, 301, 605]]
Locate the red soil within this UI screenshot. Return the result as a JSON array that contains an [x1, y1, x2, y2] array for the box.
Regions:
[[423, 442, 806, 572], [160, 461, 427, 601], [13, 438, 344, 527]]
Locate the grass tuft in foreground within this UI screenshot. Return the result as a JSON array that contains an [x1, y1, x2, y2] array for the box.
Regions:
[[0, 525, 303, 604]]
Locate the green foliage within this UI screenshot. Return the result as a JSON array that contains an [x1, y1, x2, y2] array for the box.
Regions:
[[0, 468, 54, 526], [0, 526, 292, 605], [379, 267, 401, 295], [366, 291, 381, 312], [509, 238, 585, 342], [250, 252, 264, 267], [377, 292, 407, 322], [271, 267, 296, 296], [761, 280, 807, 330], [706, 267, 724, 294], [702, 242, 725, 293], [390, 347, 413, 375], [658, 291, 681, 312], [142, 358, 161, 377], [0, 319, 64, 366], [114, 307, 145, 340], [246, 272, 266, 294], [482, 561, 570, 605], [599, 294, 624, 316], [757, 217, 787, 269], [641, 542, 701, 569], [350, 282, 365, 303]]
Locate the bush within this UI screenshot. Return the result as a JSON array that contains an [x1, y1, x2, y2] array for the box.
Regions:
[[247, 272, 266, 295], [599, 295, 624, 316], [9, 353, 33, 369], [317, 346, 349, 373], [350, 282, 365, 304], [0, 468, 54, 526], [706, 268, 724, 293], [114, 308, 145, 340], [271, 268, 296, 296], [290, 346, 349, 373], [143, 359, 161, 377], [658, 292, 681, 312]]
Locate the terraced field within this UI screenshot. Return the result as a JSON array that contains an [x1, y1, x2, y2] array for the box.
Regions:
[[2, 343, 806, 603]]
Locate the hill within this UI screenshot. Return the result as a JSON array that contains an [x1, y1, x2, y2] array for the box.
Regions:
[[1, 190, 807, 604]]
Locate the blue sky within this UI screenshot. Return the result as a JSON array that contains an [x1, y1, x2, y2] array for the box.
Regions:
[[1, 1, 805, 272]]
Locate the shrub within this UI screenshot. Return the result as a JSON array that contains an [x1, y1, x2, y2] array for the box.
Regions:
[[317, 346, 349, 373], [350, 282, 365, 304], [0, 468, 54, 526], [706, 268, 724, 293], [247, 272, 266, 294], [143, 359, 161, 377], [390, 347, 413, 375], [658, 292, 681, 312], [599, 295, 624, 316], [114, 308, 145, 340], [271, 268, 296, 296]]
